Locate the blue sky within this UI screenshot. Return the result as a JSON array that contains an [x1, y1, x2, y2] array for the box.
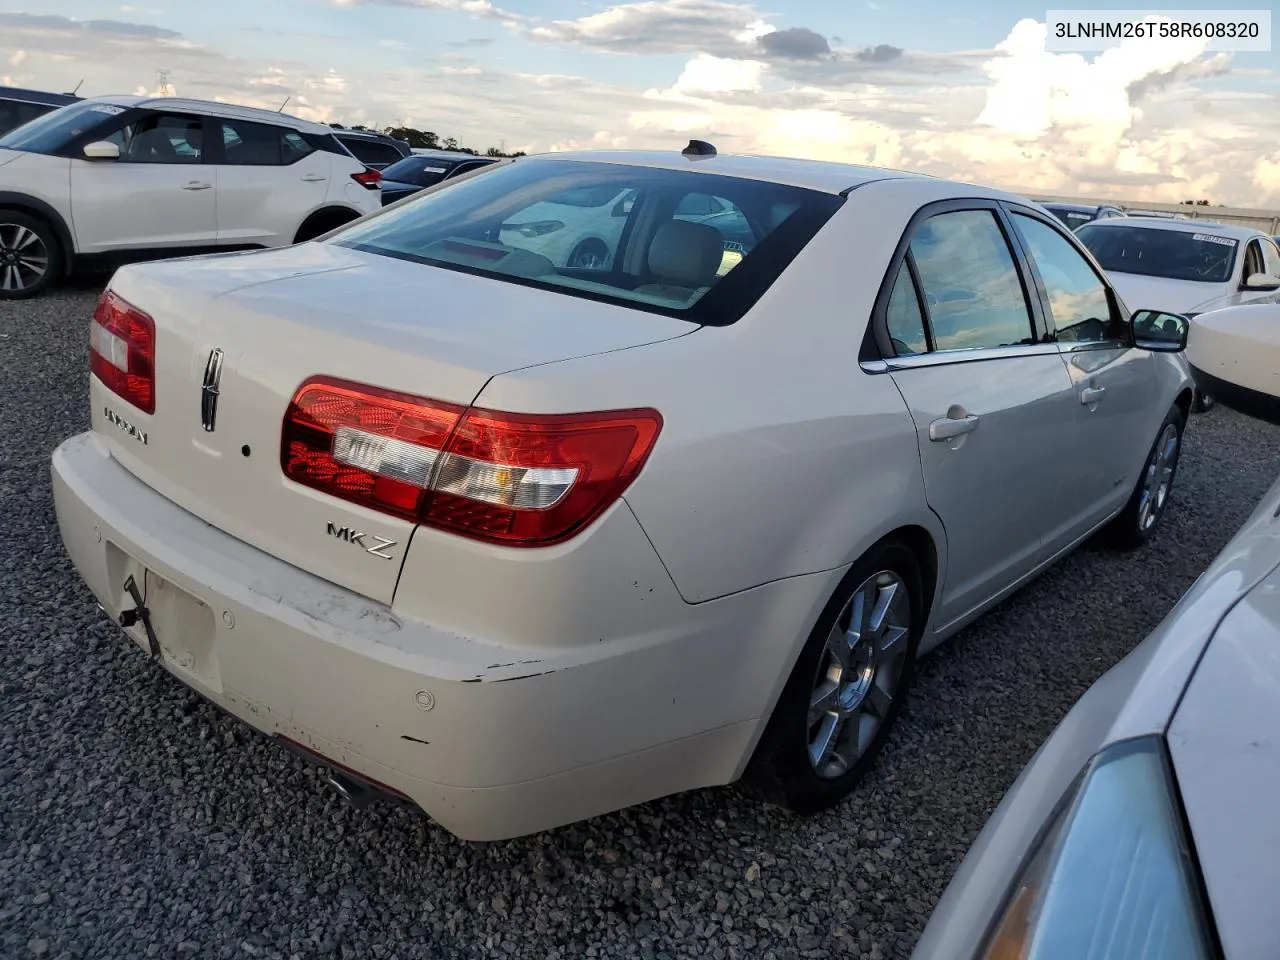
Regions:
[[2, 1, 1278, 204]]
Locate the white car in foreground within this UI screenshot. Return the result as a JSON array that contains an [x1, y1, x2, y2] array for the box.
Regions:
[[0, 95, 382, 298], [54, 146, 1195, 841], [912, 303, 1280, 960]]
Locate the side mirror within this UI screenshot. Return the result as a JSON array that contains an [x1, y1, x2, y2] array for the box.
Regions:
[[1244, 273, 1280, 290], [1131, 309, 1189, 352], [82, 141, 120, 160]]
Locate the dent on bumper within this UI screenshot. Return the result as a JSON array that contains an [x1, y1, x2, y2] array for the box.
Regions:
[[51, 432, 836, 840]]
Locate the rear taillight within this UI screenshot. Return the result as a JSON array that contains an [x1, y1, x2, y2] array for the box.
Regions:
[[351, 168, 382, 190], [90, 290, 155, 414], [282, 376, 662, 546]]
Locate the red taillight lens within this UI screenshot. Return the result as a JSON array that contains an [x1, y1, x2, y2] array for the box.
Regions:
[[90, 290, 156, 414], [282, 377, 464, 521], [281, 376, 662, 546], [351, 168, 382, 189]]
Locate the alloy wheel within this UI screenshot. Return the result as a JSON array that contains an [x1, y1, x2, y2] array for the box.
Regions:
[[1138, 422, 1179, 532], [0, 222, 49, 293], [808, 570, 911, 779]]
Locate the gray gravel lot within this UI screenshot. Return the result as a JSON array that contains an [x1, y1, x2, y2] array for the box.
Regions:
[[3, 282, 1280, 960]]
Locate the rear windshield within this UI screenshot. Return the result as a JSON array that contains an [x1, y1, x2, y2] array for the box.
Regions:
[[0, 99, 121, 153], [1044, 206, 1093, 230], [1077, 224, 1238, 284], [381, 155, 456, 187], [331, 158, 843, 325]]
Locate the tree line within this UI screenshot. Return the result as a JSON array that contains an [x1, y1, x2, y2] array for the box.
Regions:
[[330, 123, 526, 158]]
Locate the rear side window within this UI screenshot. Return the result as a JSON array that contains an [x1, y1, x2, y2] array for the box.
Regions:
[[340, 137, 403, 167], [907, 210, 1034, 351], [331, 158, 843, 325], [220, 120, 314, 165], [885, 261, 928, 355]]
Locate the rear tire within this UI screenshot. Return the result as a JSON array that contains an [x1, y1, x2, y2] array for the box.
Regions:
[[742, 539, 922, 814], [0, 211, 60, 299], [1098, 404, 1184, 550], [293, 209, 360, 244]]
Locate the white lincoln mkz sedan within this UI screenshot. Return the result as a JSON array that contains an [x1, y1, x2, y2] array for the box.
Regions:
[[53, 146, 1195, 840]]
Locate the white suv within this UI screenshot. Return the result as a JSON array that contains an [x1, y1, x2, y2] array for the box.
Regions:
[[0, 95, 382, 298]]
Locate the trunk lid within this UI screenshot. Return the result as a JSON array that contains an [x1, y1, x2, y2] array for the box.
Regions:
[[95, 243, 694, 603]]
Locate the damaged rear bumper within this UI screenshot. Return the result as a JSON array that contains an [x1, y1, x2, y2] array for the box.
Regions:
[[51, 431, 834, 840]]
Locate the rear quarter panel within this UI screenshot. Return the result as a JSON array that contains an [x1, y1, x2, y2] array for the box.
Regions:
[[476, 179, 958, 607]]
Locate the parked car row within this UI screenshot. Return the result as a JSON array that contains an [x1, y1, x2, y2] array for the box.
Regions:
[[0, 95, 384, 297]]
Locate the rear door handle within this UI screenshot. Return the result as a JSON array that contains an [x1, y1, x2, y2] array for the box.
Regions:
[[182, 181, 212, 191], [1080, 385, 1107, 405], [301, 174, 327, 182], [928, 413, 980, 441]]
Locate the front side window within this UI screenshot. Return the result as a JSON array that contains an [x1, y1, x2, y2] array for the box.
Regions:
[[1012, 212, 1125, 344], [1260, 238, 1280, 279], [0, 99, 123, 153], [117, 113, 203, 164], [331, 158, 842, 324], [908, 209, 1035, 351], [1077, 225, 1238, 284]]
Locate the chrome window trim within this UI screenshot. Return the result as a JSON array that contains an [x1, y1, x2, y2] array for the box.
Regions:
[[859, 341, 1061, 373]]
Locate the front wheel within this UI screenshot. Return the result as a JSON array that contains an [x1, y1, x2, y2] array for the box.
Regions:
[[1099, 404, 1185, 550], [0, 212, 60, 299], [743, 539, 922, 814]]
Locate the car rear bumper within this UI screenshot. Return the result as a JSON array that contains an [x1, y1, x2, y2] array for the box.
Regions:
[[52, 431, 835, 840]]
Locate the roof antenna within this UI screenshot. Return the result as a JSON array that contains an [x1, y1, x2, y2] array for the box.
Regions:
[[682, 139, 717, 159], [69, 78, 84, 96], [277, 95, 290, 113]]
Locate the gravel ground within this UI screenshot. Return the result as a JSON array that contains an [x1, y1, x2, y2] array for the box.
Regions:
[[3, 282, 1280, 960]]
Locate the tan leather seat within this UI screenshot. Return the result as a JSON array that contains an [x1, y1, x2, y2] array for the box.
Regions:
[[634, 220, 724, 301]]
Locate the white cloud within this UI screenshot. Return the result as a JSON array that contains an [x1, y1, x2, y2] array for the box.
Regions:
[[672, 54, 764, 95], [1, 6, 1273, 206]]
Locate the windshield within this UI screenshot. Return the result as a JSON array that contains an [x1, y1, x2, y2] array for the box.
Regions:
[[1077, 224, 1238, 284], [0, 99, 125, 153], [331, 158, 842, 324], [381, 155, 456, 187]]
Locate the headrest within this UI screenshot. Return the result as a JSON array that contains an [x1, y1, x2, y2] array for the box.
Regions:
[[647, 220, 724, 286]]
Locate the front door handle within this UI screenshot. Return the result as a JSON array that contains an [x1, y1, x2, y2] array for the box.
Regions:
[[182, 181, 212, 191], [928, 413, 980, 441], [1080, 385, 1107, 405]]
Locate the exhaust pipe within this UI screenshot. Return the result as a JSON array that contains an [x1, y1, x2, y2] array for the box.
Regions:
[[326, 772, 375, 809]]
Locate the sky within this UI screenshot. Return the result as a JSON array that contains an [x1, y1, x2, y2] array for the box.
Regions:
[[2, 1, 1279, 207]]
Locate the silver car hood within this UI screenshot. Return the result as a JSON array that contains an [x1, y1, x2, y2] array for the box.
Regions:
[[1168, 531, 1280, 960], [912, 473, 1280, 959]]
